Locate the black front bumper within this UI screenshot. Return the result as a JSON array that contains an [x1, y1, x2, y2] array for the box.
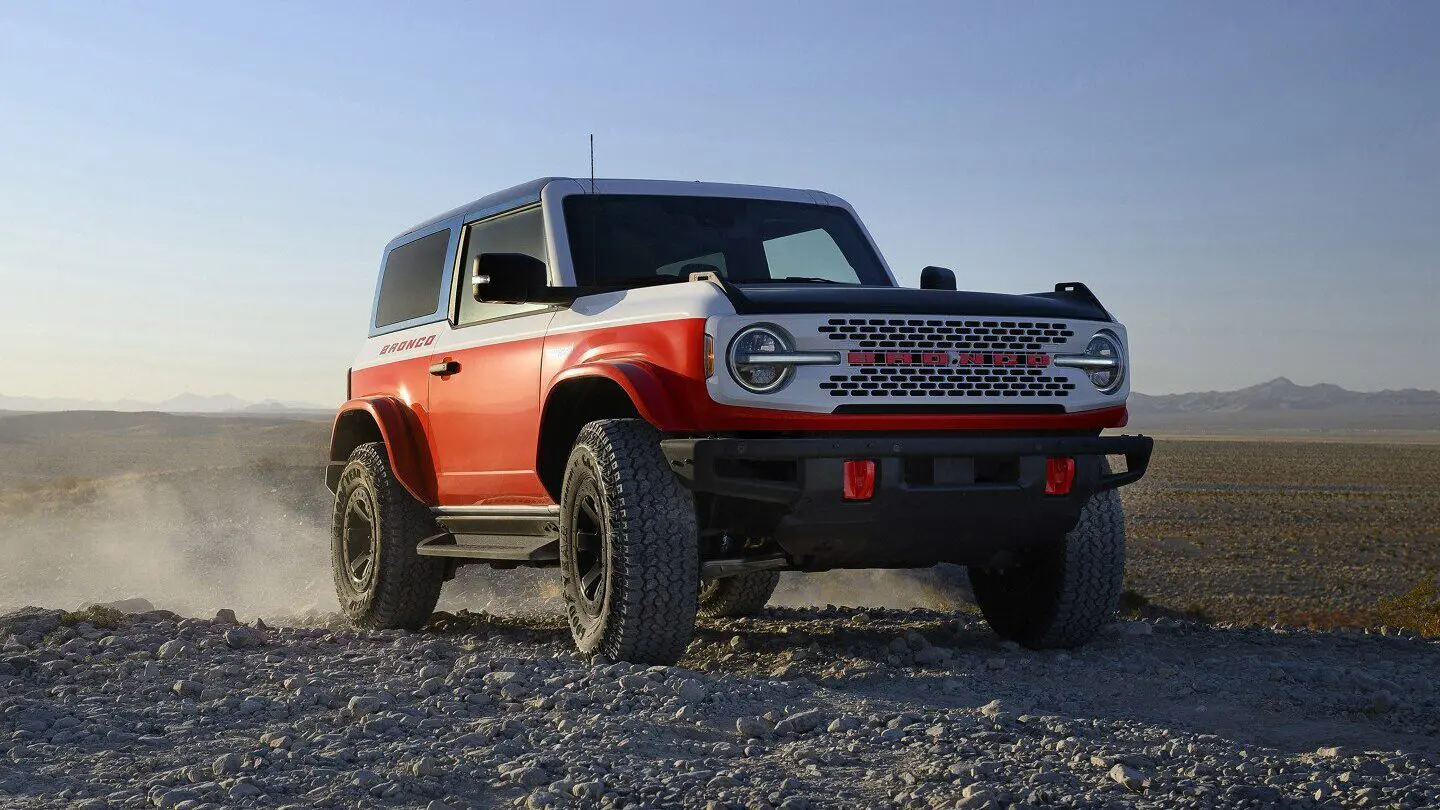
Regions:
[[661, 433, 1153, 570]]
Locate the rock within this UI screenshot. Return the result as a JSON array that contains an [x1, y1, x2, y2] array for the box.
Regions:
[[675, 678, 706, 704], [572, 781, 604, 799], [223, 627, 265, 649], [828, 716, 860, 733], [0, 608, 64, 640], [511, 766, 552, 786], [171, 680, 203, 698], [618, 672, 650, 691], [213, 609, 238, 625], [913, 645, 951, 665], [736, 716, 772, 738], [228, 782, 263, 799], [156, 640, 186, 660], [347, 696, 383, 718], [213, 753, 243, 777], [1108, 763, 1147, 792], [774, 709, 825, 735], [91, 598, 155, 614]]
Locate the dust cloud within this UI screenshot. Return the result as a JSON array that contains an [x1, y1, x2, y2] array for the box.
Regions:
[[0, 466, 970, 621], [0, 469, 334, 619], [772, 566, 974, 611]]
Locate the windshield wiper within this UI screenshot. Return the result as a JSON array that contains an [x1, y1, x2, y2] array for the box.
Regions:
[[773, 276, 854, 285]]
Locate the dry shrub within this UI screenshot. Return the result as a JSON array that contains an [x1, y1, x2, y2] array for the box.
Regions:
[[60, 604, 125, 630], [1376, 572, 1440, 637], [1286, 607, 1380, 631]]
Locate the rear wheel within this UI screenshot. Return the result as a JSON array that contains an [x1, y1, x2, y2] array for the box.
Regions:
[[969, 486, 1125, 648], [697, 571, 780, 618], [331, 442, 446, 630], [559, 419, 699, 664]]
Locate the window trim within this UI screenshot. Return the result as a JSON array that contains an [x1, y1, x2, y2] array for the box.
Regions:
[[448, 203, 561, 329], [368, 220, 460, 338]]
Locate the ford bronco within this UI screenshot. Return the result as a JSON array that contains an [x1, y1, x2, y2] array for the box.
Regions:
[[326, 178, 1153, 664]]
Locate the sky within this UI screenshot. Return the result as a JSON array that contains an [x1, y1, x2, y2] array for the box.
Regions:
[[0, 1, 1437, 405]]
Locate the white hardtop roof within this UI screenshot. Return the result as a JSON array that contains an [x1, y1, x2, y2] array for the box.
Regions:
[[393, 177, 854, 245]]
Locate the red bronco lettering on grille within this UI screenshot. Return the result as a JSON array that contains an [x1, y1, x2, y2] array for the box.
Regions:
[[847, 350, 1051, 367]]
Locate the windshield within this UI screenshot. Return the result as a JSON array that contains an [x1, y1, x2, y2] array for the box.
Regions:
[[563, 195, 891, 287]]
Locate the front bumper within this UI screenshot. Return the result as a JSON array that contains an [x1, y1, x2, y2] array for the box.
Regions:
[[661, 433, 1153, 570]]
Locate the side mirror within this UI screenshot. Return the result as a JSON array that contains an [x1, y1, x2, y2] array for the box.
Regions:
[[920, 265, 957, 291], [472, 253, 550, 303]]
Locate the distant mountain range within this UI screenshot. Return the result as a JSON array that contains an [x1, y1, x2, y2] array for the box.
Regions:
[[0, 392, 332, 415], [1128, 378, 1440, 434]]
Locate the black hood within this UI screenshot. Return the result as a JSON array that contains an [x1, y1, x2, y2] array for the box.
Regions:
[[724, 282, 1113, 322]]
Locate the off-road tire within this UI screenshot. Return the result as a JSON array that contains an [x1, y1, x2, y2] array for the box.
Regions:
[[697, 571, 780, 618], [969, 485, 1125, 648], [331, 442, 446, 630], [559, 419, 699, 664]]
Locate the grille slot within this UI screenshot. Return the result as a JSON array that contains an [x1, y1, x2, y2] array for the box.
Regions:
[[818, 318, 1074, 351], [820, 366, 1076, 399]]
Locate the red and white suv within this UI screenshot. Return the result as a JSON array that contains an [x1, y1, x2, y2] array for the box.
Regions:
[[326, 178, 1153, 664]]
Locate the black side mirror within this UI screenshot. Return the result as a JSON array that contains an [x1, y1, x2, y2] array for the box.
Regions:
[[920, 266, 957, 291], [472, 253, 552, 303]]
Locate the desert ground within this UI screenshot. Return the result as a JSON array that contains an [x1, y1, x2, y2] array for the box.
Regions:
[[0, 411, 1437, 808], [1, 411, 1434, 629]]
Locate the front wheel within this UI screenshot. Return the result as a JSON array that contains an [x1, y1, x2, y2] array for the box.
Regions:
[[559, 419, 699, 664], [330, 442, 446, 630], [968, 486, 1125, 648]]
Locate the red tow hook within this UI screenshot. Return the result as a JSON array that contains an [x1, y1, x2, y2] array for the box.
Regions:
[[843, 459, 876, 500], [1045, 457, 1075, 495]]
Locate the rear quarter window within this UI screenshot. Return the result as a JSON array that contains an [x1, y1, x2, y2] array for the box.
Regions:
[[374, 229, 450, 328]]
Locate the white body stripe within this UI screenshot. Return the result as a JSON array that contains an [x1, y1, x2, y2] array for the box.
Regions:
[[354, 281, 735, 371]]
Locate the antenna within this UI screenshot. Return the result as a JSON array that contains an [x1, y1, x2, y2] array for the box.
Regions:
[[589, 133, 595, 194]]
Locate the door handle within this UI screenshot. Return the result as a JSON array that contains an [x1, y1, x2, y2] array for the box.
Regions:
[[429, 360, 461, 377]]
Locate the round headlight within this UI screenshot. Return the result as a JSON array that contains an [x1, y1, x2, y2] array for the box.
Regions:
[[727, 324, 795, 393], [1084, 331, 1125, 393]]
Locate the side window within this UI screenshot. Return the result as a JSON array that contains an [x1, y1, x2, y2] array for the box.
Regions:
[[457, 207, 551, 326], [375, 229, 450, 329], [761, 228, 856, 283]]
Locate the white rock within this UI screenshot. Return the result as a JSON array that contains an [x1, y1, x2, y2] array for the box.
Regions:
[[1109, 763, 1147, 792]]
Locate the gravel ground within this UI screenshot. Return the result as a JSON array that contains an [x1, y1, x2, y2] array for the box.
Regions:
[[2, 604, 1437, 810]]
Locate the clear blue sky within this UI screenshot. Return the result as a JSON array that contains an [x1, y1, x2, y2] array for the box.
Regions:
[[1, 1, 1437, 404]]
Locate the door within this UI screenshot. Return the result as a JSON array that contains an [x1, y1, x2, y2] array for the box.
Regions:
[[425, 206, 558, 506]]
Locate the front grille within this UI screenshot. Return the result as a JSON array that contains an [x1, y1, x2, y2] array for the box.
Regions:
[[820, 366, 1077, 399], [818, 317, 1074, 351], [812, 316, 1081, 400]]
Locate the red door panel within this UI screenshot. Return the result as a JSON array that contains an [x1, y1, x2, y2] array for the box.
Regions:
[[426, 324, 553, 506]]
